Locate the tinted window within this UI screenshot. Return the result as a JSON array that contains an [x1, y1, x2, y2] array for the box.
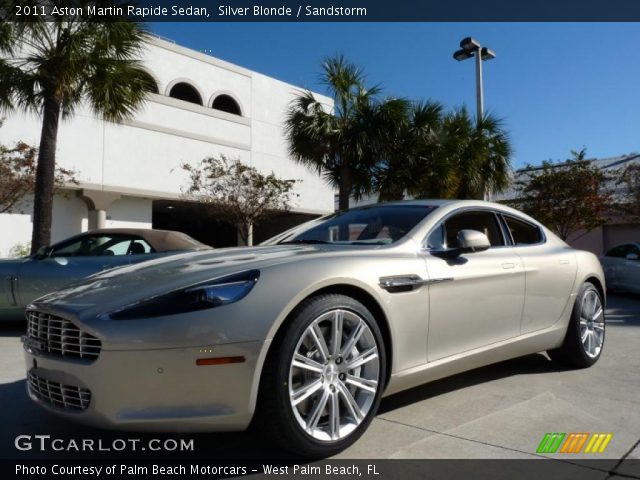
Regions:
[[50, 235, 154, 257], [278, 205, 438, 245], [428, 210, 505, 249], [503, 215, 544, 246], [605, 245, 633, 258]]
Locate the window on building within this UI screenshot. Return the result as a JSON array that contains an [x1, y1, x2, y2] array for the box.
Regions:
[[211, 94, 242, 116], [169, 82, 202, 105]]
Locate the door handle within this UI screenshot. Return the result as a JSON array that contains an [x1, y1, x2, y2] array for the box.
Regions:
[[501, 263, 516, 269], [4, 275, 17, 306]]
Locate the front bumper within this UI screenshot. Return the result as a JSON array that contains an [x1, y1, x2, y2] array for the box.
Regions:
[[23, 340, 267, 432]]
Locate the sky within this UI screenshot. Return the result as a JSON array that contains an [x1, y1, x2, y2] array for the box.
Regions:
[[151, 22, 640, 169]]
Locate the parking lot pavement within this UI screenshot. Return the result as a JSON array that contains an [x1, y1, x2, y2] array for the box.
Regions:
[[1, 295, 638, 472]]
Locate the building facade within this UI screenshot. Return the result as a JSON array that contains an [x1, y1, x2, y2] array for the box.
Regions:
[[0, 36, 335, 256]]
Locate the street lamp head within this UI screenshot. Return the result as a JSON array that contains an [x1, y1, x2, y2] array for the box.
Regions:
[[481, 47, 496, 61], [453, 48, 474, 61], [460, 37, 481, 52]]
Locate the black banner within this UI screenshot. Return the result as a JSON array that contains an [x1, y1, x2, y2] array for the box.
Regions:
[[4, 0, 640, 22], [5, 459, 640, 479]]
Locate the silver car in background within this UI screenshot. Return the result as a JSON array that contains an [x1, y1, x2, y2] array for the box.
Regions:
[[22, 200, 605, 457], [600, 242, 640, 294], [0, 228, 210, 320]]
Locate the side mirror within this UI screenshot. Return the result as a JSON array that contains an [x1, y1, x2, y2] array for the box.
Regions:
[[457, 229, 491, 254], [626, 252, 639, 261], [32, 246, 49, 260], [431, 229, 491, 259]]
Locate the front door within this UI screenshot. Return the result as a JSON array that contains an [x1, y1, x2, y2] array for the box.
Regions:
[[424, 210, 526, 361]]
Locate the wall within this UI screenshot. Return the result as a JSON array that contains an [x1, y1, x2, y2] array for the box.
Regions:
[[568, 223, 640, 257], [0, 36, 335, 218], [0, 194, 89, 258], [106, 197, 152, 229]]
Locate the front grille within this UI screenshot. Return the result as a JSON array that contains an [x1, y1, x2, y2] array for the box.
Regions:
[[27, 371, 91, 411], [26, 310, 101, 361]]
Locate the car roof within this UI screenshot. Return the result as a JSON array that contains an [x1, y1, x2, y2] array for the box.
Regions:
[[76, 229, 212, 252]]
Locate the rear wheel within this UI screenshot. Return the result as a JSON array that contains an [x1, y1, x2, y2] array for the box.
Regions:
[[548, 282, 605, 368], [257, 294, 386, 458]]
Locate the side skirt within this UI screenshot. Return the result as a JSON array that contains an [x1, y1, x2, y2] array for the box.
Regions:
[[383, 324, 567, 397]]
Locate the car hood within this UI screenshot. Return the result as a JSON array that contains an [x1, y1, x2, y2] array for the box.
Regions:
[[30, 244, 362, 320]]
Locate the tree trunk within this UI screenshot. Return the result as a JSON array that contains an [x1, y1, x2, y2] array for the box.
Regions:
[[337, 160, 351, 241], [338, 160, 351, 211], [30, 96, 61, 254]]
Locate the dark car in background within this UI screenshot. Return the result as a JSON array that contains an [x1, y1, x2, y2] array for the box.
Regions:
[[0, 228, 211, 320]]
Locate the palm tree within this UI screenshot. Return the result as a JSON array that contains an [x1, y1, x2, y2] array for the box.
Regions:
[[285, 55, 389, 211], [435, 108, 512, 199], [0, 7, 156, 252], [374, 100, 444, 201]]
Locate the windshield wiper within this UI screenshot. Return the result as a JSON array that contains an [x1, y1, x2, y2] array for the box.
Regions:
[[279, 239, 330, 245]]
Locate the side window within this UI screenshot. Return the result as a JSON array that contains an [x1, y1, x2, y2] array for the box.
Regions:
[[503, 215, 544, 246], [605, 245, 631, 258], [426, 223, 446, 249], [50, 235, 153, 257], [101, 237, 153, 256], [427, 211, 505, 249], [50, 235, 111, 257]]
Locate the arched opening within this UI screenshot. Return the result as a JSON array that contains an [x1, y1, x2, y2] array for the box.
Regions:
[[211, 94, 242, 116], [169, 82, 202, 105]]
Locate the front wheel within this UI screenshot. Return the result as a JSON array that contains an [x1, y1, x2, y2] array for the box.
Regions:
[[548, 282, 605, 368], [257, 294, 386, 458]]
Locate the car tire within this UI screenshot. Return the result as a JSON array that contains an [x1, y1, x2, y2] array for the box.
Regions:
[[548, 282, 605, 368], [256, 294, 386, 458]]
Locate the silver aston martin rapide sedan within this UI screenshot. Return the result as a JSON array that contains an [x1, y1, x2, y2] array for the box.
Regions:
[[22, 200, 606, 457]]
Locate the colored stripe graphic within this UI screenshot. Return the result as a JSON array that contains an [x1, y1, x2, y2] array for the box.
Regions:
[[538, 433, 613, 454], [537, 433, 566, 453], [584, 433, 613, 453], [560, 433, 589, 453]]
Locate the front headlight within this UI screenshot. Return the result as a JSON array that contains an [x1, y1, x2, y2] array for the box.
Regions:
[[110, 270, 260, 320]]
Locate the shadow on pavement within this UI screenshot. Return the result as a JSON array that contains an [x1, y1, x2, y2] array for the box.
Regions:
[[379, 352, 565, 415], [0, 378, 292, 460], [606, 293, 640, 327], [0, 320, 25, 337]]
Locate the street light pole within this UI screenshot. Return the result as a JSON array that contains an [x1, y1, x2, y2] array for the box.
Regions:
[[453, 37, 495, 123], [453, 38, 496, 200], [475, 46, 483, 119]]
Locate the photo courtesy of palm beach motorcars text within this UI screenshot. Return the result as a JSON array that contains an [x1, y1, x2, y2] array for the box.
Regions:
[[16, 462, 377, 477], [1, 0, 640, 479]]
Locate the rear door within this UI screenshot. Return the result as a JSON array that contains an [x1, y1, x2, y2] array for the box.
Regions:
[[500, 214, 577, 334]]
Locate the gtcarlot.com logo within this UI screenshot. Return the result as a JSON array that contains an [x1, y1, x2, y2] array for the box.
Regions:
[[537, 432, 613, 454]]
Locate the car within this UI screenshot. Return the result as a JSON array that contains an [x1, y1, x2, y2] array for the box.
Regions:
[[21, 200, 605, 457], [0, 228, 210, 320], [600, 243, 640, 294]]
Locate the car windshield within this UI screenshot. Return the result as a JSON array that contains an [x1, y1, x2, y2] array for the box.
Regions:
[[275, 204, 438, 245]]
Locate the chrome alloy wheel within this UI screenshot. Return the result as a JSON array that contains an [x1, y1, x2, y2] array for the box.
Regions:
[[288, 309, 380, 442], [580, 289, 605, 358]]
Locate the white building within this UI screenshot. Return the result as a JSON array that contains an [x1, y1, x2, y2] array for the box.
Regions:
[[0, 36, 334, 256]]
